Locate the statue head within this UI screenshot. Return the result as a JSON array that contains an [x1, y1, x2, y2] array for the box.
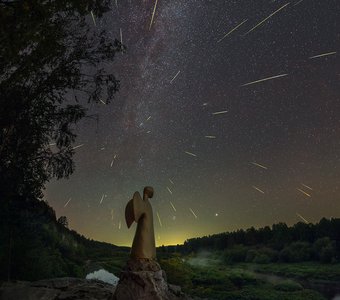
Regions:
[[143, 186, 154, 199]]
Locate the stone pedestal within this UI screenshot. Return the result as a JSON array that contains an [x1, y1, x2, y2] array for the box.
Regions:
[[112, 259, 189, 300]]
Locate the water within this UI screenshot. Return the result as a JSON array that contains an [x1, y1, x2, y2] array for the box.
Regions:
[[86, 269, 119, 286]]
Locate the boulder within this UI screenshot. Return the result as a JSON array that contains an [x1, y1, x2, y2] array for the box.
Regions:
[[0, 277, 115, 300], [112, 259, 190, 300]]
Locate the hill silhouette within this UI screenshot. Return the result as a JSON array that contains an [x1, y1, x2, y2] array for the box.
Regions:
[[0, 196, 128, 281]]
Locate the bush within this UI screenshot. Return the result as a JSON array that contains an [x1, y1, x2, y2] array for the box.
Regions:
[[245, 249, 258, 262], [313, 237, 337, 263], [246, 248, 278, 264], [159, 257, 193, 288], [223, 245, 248, 264], [274, 280, 303, 291], [279, 242, 312, 262], [227, 270, 257, 287], [253, 254, 271, 264], [320, 245, 336, 263]]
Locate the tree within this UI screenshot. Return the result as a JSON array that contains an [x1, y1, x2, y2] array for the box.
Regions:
[[0, 0, 124, 200], [57, 216, 68, 228]]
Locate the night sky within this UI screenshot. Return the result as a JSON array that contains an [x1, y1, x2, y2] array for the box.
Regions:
[[45, 0, 340, 246]]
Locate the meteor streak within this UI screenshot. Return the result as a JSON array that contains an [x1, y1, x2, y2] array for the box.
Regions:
[[100, 99, 106, 105], [64, 198, 72, 207], [212, 110, 228, 115], [252, 186, 265, 194], [100, 194, 105, 204], [205, 135, 216, 139], [169, 178, 174, 185], [146, 116, 151, 121], [301, 183, 313, 191], [170, 201, 177, 212], [90, 11, 96, 26], [250, 162, 268, 170], [244, 3, 290, 35], [184, 151, 197, 157], [167, 187, 173, 195], [156, 212, 162, 227], [110, 154, 117, 167], [296, 213, 309, 223], [170, 71, 181, 84], [149, 0, 158, 30], [294, 0, 304, 5], [309, 52, 336, 59], [120, 28, 123, 45], [242, 74, 288, 86], [189, 208, 198, 219], [72, 144, 84, 150], [297, 188, 311, 197], [217, 19, 248, 43]]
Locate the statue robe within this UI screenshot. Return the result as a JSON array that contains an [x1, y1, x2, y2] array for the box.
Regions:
[[125, 191, 156, 259]]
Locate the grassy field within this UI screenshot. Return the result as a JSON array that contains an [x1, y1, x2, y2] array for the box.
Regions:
[[158, 255, 334, 300], [240, 262, 340, 281], [94, 252, 340, 299]]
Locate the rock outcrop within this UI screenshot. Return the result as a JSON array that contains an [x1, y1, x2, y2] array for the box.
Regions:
[[112, 259, 190, 300], [0, 260, 191, 300], [0, 277, 115, 300]]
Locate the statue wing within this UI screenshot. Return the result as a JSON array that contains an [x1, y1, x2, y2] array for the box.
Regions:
[[125, 191, 144, 228]]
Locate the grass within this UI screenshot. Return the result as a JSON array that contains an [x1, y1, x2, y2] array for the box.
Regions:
[[240, 262, 340, 281], [157, 254, 334, 300], [91, 252, 339, 299]]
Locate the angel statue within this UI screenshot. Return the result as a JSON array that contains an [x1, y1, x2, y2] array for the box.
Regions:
[[125, 186, 156, 259]]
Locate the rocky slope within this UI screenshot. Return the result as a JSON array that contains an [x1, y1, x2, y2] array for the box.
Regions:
[[0, 278, 115, 300]]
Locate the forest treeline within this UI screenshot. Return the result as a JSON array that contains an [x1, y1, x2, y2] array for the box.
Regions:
[[0, 196, 128, 281], [0, 0, 126, 282], [161, 218, 340, 264]]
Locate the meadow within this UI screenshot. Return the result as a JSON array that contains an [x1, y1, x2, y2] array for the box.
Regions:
[[160, 252, 340, 300], [94, 251, 340, 300]]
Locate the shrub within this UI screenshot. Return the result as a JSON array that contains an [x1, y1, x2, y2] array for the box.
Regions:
[[313, 237, 337, 263], [274, 280, 303, 291], [253, 254, 271, 264], [227, 270, 257, 287], [246, 248, 278, 264], [279, 242, 312, 262], [223, 245, 248, 264], [320, 245, 336, 263], [245, 249, 258, 262], [159, 257, 193, 288]]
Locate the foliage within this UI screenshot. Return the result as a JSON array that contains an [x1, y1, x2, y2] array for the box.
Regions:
[[279, 242, 313, 263], [246, 248, 279, 264], [0, 0, 124, 200], [248, 262, 340, 281], [274, 280, 303, 292], [178, 218, 340, 264], [313, 237, 337, 263], [57, 216, 69, 228], [224, 245, 248, 264], [159, 257, 193, 288], [158, 254, 328, 300], [0, 196, 128, 281]]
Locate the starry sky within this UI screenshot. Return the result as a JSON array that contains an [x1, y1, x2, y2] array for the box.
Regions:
[[45, 0, 340, 246]]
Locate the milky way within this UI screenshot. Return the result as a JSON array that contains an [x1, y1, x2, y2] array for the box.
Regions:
[[45, 0, 340, 246]]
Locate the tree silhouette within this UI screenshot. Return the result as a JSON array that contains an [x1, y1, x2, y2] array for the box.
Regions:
[[57, 216, 69, 228], [0, 0, 125, 199]]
